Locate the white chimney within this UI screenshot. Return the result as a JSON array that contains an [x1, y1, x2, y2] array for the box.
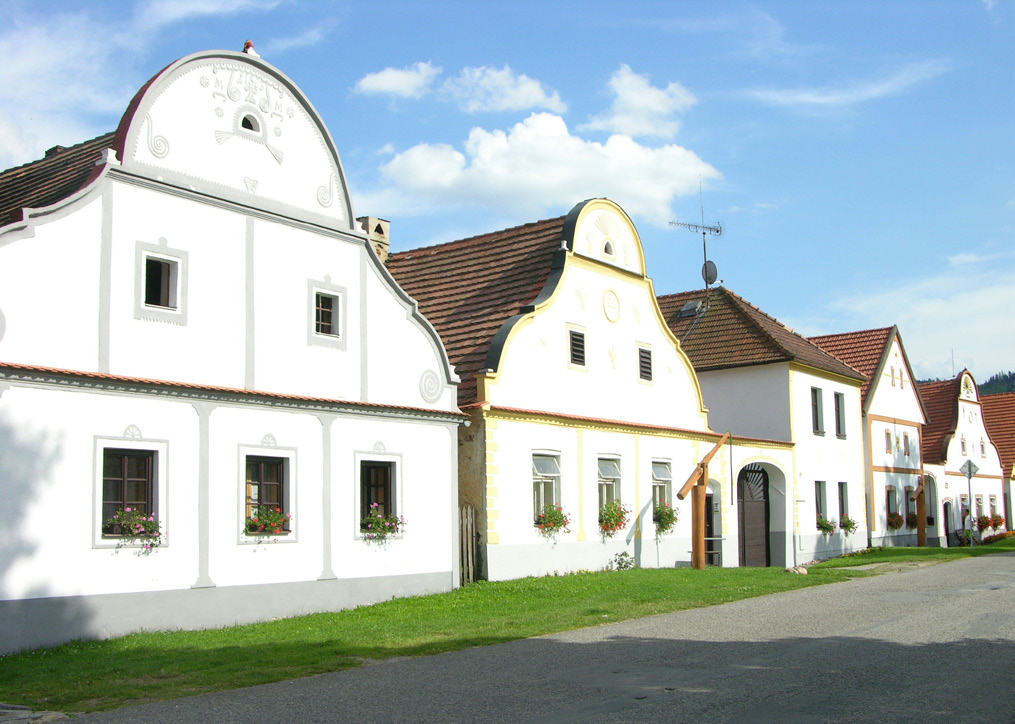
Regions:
[[358, 216, 391, 263]]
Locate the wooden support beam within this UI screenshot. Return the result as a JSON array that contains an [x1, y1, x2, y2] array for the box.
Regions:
[[911, 475, 927, 547], [691, 466, 707, 570], [676, 432, 731, 501]]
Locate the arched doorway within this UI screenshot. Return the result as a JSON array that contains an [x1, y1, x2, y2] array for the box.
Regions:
[[942, 500, 953, 547], [738, 463, 770, 567]]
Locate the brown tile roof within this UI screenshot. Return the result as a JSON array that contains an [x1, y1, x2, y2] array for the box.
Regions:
[[918, 376, 962, 465], [982, 392, 1015, 480], [387, 216, 566, 406], [0, 133, 115, 227], [808, 327, 892, 405], [656, 287, 865, 382]]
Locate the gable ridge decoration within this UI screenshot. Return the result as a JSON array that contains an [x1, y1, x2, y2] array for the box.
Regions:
[[918, 370, 981, 465], [111, 50, 355, 231]]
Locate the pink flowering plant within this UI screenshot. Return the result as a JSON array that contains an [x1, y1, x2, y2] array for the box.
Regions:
[[245, 505, 291, 535], [653, 502, 678, 537], [106, 507, 162, 555], [598, 500, 630, 538], [886, 512, 904, 530], [361, 502, 405, 540]]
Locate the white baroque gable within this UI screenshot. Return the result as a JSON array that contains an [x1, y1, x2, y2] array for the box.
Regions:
[[567, 199, 646, 276], [116, 51, 353, 230]]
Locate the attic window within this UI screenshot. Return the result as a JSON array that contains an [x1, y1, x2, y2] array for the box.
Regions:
[[241, 114, 260, 133], [569, 330, 586, 367], [677, 300, 702, 318], [603, 240, 615, 257]]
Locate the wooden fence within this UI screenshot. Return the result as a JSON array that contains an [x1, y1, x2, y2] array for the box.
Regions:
[[459, 504, 477, 585]]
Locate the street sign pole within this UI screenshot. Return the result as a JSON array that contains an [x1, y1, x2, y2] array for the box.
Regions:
[[960, 459, 979, 548]]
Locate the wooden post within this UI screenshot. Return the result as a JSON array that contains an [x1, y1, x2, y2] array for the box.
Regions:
[[692, 464, 707, 570], [916, 489, 927, 547]]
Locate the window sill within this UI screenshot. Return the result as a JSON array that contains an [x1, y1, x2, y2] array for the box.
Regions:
[[813, 431, 825, 437], [836, 434, 847, 440]]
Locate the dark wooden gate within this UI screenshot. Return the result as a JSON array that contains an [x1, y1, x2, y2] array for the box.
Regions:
[[738, 464, 770, 567]]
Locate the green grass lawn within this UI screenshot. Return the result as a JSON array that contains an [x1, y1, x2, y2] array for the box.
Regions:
[[3, 537, 1014, 714]]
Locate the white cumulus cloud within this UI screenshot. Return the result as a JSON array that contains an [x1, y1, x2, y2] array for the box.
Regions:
[[580, 65, 696, 139], [442, 65, 566, 113], [354, 62, 443, 99], [371, 112, 719, 226]]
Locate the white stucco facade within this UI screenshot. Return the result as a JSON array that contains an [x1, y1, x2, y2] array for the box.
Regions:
[[0, 50, 462, 653]]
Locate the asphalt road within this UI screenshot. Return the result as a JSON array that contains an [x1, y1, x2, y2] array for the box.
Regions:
[[79, 554, 1015, 724]]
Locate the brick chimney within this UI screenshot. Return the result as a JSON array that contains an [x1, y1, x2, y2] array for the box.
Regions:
[[357, 216, 391, 263]]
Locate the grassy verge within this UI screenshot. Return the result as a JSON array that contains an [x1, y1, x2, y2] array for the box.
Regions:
[[3, 538, 1013, 713], [808, 534, 1015, 568]]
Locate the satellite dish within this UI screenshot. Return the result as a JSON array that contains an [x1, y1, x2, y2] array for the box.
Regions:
[[702, 260, 718, 285]]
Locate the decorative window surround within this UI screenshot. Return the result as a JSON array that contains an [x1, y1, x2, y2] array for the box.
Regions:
[[238, 444, 297, 543], [307, 279, 347, 350], [597, 457, 621, 508], [532, 453, 562, 523], [134, 240, 188, 325], [93, 436, 168, 549], [354, 450, 402, 539]]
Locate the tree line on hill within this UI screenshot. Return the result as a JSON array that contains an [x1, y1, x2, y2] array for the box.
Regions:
[[918, 371, 1015, 395]]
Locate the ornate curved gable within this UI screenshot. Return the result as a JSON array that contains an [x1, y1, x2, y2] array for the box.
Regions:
[[562, 198, 647, 276], [112, 50, 354, 230]]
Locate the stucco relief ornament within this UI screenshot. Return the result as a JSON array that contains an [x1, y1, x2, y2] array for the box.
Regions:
[[144, 114, 169, 159], [261, 434, 277, 447], [317, 173, 338, 208], [419, 370, 442, 403], [123, 425, 143, 439], [373, 441, 386, 453], [575, 288, 585, 311], [603, 290, 620, 323], [208, 63, 286, 164]]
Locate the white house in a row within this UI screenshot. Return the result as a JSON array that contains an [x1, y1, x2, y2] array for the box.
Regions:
[[657, 288, 868, 566], [0, 49, 463, 654], [388, 199, 794, 579], [809, 327, 930, 547]]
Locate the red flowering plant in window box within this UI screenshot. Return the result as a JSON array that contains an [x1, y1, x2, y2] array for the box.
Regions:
[[886, 512, 904, 530], [598, 500, 630, 538], [906, 512, 919, 529], [106, 507, 163, 555], [535, 504, 571, 540], [991, 513, 1005, 530], [977, 515, 993, 533], [245, 505, 291, 536]]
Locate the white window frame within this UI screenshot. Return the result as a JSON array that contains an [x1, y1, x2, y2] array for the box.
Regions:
[[532, 453, 562, 523], [597, 457, 622, 508], [238, 444, 298, 544], [134, 240, 188, 325], [93, 436, 169, 549], [834, 392, 846, 438], [838, 481, 849, 519], [651, 460, 672, 517], [815, 480, 827, 521], [308, 279, 347, 350], [811, 387, 824, 435], [353, 450, 403, 540]]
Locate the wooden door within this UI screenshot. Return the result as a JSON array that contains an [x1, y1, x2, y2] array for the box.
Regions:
[[738, 464, 770, 567]]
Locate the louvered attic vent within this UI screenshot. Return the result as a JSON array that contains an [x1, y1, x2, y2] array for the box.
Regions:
[[569, 330, 586, 367]]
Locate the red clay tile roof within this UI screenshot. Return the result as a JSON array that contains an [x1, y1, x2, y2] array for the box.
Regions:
[[656, 287, 865, 382], [918, 376, 962, 465], [982, 392, 1015, 480], [0, 133, 114, 227], [387, 216, 566, 406], [808, 327, 892, 405]]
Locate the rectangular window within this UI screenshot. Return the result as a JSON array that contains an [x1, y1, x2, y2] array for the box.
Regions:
[[981, 439, 986, 458], [135, 241, 188, 324], [838, 482, 848, 519], [651, 461, 672, 520], [905, 486, 916, 515], [815, 481, 826, 519], [885, 430, 892, 453], [638, 347, 652, 381], [361, 461, 395, 526], [569, 330, 586, 367], [886, 487, 897, 515], [990, 496, 998, 517], [903, 432, 910, 456], [144, 257, 176, 308], [532, 454, 562, 522], [976, 495, 984, 519], [597, 458, 621, 508], [811, 387, 824, 435], [834, 392, 846, 438], [245, 456, 288, 532], [961, 437, 967, 455], [315, 292, 339, 336], [102, 449, 155, 535]]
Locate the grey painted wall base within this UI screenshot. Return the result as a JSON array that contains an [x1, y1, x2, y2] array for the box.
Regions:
[[0, 570, 453, 655], [871, 533, 922, 548]]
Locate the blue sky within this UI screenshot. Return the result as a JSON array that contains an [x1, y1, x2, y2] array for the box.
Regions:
[[2, 1, 1012, 382]]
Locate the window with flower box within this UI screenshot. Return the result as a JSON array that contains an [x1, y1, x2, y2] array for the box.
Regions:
[[651, 461, 672, 520], [245, 456, 289, 534], [361, 461, 396, 524], [598, 458, 621, 508], [102, 449, 155, 536], [532, 454, 562, 523]]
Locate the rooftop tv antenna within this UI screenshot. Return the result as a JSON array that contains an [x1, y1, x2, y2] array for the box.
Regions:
[[669, 182, 723, 291]]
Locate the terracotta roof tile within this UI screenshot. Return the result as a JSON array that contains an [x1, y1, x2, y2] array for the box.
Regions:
[[656, 287, 865, 382], [387, 216, 566, 406], [918, 376, 962, 465], [808, 327, 893, 405], [0, 133, 114, 226], [982, 392, 1015, 480]]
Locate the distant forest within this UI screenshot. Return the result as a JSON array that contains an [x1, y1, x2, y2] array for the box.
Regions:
[[917, 370, 1015, 395], [980, 371, 1015, 395]]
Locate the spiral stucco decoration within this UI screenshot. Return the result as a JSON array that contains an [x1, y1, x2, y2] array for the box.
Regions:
[[419, 370, 442, 404]]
